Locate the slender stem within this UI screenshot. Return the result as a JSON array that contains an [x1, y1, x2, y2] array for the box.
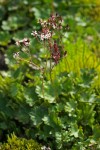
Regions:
[[51, 0, 54, 13], [27, 46, 33, 63], [50, 57, 52, 82], [41, 72, 44, 98], [18, 57, 42, 70]]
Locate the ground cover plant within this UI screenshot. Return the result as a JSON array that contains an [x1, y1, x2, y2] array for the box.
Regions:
[[0, 0, 100, 149], [0, 133, 42, 150]]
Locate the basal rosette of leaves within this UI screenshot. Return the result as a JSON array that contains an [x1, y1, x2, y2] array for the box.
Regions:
[[33, 68, 100, 149], [0, 67, 100, 149]]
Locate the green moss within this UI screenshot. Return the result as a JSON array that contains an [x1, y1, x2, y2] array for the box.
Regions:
[[0, 133, 42, 150]]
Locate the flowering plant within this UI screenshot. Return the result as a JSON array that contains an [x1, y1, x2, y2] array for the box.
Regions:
[[14, 13, 69, 74]]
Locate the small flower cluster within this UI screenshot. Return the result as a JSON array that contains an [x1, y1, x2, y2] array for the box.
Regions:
[[31, 29, 52, 41], [41, 145, 51, 150], [16, 38, 30, 47], [31, 13, 63, 41], [31, 13, 67, 64], [39, 13, 63, 30], [14, 38, 30, 60], [13, 52, 19, 59]]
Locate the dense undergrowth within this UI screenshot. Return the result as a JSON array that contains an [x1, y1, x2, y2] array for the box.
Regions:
[[0, 0, 100, 149], [0, 133, 42, 150]]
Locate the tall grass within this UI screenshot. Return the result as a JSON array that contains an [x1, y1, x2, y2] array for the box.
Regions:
[[50, 37, 100, 88]]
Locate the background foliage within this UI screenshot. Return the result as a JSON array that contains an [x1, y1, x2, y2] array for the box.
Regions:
[[0, 0, 100, 149]]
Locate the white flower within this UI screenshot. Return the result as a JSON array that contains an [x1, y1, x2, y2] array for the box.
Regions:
[[15, 38, 30, 47], [13, 52, 19, 59], [22, 38, 30, 46], [15, 41, 20, 46], [31, 31, 38, 37], [40, 33, 45, 40], [52, 23, 56, 29]]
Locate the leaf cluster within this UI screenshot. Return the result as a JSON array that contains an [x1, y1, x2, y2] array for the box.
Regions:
[[0, 68, 100, 149], [0, 133, 42, 150]]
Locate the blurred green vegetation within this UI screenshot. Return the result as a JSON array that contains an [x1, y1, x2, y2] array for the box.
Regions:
[[0, 0, 100, 149], [0, 133, 42, 150]]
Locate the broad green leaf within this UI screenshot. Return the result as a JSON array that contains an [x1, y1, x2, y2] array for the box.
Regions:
[[2, 14, 29, 31], [15, 105, 30, 124], [0, 122, 7, 130], [36, 80, 62, 103], [30, 106, 48, 126], [42, 115, 50, 125], [70, 123, 79, 138], [64, 99, 77, 114], [24, 87, 38, 106], [0, 31, 11, 46], [0, 6, 5, 21], [93, 125, 100, 141]]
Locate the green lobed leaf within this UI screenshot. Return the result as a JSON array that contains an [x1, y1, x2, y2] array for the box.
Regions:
[[0, 31, 11, 46]]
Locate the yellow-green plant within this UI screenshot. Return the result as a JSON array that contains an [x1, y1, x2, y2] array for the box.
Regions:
[[0, 133, 42, 150]]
